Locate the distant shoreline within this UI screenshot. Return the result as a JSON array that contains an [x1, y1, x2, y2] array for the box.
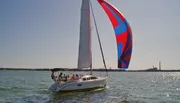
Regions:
[[0, 68, 180, 72]]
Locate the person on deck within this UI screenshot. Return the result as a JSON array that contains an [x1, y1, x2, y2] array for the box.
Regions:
[[51, 71, 57, 82], [76, 74, 80, 80], [71, 74, 76, 80], [58, 72, 63, 81], [59, 72, 63, 78], [51, 71, 55, 80]]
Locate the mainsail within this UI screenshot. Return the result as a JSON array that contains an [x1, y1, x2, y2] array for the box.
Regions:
[[78, 0, 92, 69], [98, 0, 132, 69]]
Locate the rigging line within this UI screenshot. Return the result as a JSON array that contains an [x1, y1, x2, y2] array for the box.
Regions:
[[90, 0, 108, 76]]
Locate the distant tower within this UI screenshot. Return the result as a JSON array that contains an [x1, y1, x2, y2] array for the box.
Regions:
[[159, 61, 161, 70]]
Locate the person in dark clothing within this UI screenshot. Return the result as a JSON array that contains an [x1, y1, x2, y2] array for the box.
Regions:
[[59, 72, 63, 78], [51, 71, 55, 80]]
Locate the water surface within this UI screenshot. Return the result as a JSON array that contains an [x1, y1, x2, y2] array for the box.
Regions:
[[0, 70, 180, 103]]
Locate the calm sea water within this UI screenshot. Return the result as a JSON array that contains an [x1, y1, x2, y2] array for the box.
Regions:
[[0, 70, 180, 103]]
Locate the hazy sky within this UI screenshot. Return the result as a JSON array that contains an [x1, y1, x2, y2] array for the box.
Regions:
[[0, 0, 180, 70]]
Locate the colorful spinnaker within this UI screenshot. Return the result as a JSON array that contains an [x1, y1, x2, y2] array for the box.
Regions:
[[98, 0, 132, 69]]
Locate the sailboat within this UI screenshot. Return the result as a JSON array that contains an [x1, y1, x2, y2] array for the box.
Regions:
[[49, 0, 132, 92]]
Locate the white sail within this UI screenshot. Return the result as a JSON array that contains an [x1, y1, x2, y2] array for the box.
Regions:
[[49, 0, 109, 93], [78, 0, 92, 69]]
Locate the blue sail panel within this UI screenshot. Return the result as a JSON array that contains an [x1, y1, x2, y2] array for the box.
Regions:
[[98, 0, 133, 69]]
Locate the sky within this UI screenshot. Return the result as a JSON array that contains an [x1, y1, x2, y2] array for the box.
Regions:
[[0, 0, 180, 70]]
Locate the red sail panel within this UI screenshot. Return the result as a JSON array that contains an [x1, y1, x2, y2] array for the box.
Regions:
[[98, 0, 132, 69]]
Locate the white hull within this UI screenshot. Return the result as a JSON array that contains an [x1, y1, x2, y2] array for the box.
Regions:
[[49, 76, 107, 92]]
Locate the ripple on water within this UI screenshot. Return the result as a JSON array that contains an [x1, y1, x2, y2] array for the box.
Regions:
[[1, 71, 180, 103]]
